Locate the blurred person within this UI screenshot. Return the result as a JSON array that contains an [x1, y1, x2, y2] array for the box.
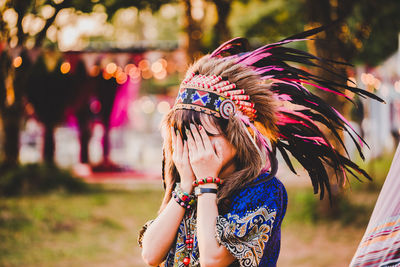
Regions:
[[138, 26, 383, 267]]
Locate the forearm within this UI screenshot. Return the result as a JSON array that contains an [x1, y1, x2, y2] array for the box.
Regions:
[[141, 198, 185, 266], [197, 184, 234, 266]]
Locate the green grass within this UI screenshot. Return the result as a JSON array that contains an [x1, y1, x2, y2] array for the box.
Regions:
[[0, 188, 163, 267], [348, 152, 395, 192]]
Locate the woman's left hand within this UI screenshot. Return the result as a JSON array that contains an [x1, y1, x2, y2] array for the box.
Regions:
[[186, 123, 224, 180]]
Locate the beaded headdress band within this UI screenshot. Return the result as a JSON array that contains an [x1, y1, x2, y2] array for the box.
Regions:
[[174, 73, 256, 119]]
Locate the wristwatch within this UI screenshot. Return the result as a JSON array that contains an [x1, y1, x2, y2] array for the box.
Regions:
[[194, 187, 218, 196]]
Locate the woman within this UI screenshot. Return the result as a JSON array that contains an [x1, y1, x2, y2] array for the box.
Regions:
[[139, 27, 383, 267]]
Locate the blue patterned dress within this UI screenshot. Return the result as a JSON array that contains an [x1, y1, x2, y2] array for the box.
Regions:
[[139, 172, 287, 267]]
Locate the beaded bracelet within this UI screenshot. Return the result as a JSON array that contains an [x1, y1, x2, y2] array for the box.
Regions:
[[172, 183, 196, 209], [192, 176, 222, 187]]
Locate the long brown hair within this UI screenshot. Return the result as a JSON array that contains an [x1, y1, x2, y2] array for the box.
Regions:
[[159, 56, 279, 212]]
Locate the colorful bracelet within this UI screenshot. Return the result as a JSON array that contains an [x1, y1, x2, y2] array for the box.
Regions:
[[192, 176, 222, 187], [172, 183, 196, 209]]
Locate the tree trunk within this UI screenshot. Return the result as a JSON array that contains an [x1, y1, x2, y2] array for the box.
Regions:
[[0, 54, 23, 170], [183, 0, 203, 62], [2, 107, 21, 168], [43, 124, 55, 165], [212, 0, 232, 47]]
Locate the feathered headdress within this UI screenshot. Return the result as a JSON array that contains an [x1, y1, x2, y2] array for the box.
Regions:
[[173, 26, 384, 200]]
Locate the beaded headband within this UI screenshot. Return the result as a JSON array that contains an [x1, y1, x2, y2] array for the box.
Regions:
[[173, 73, 256, 119]]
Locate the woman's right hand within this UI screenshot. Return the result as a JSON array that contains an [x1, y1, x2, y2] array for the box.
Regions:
[[171, 127, 195, 193]]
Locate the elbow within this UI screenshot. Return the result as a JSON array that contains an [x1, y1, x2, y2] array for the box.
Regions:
[[141, 248, 162, 266]]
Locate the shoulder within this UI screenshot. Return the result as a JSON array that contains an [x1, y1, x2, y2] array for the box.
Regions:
[[226, 172, 287, 217]]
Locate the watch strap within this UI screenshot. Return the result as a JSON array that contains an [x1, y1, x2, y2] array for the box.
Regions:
[[195, 187, 218, 196]]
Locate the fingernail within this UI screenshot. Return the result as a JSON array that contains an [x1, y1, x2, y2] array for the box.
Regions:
[[176, 130, 179, 136], [185, 128, 190, 134], [198, 125, 202, 130]]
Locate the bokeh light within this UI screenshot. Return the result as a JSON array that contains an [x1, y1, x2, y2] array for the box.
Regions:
[[89, 65, 100, 77], [13, 56, 22, 68], [115, 71, 128, 84], [159, 58, 168, 68], [102, 70, 112, 80], [141, 70, 153, 79], [124, 63, 136, 74], [105, 62, 117, 74], [138, 59, 150, 71], [395, 81, 400, 93], [153, 69, 167, 80], [141, 97, 155, 114], [3, 8, 18, 28], [151, 61, 163, 73], [157, 101, 171, 114], [25, 103, 35, 116], [60, 62, 71, 74], [128, 67, 141, 80], [90, 100, 102, 114]]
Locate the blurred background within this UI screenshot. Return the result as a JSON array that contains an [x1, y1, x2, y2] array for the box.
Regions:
[[1, 0, 400, 266]]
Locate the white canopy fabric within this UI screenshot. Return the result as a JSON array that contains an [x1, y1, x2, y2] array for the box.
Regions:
[[351, 142, 400, 266]]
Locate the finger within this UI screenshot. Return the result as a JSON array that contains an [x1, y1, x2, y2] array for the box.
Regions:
[[175, 129, 183, 156], [198, 124, 214, 152], [187, 139, 194, 160], [190, 123, 204, 152], [214, 140, 224, 160], [182, 140, 189, 160], [186, 127, 197, 156]]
